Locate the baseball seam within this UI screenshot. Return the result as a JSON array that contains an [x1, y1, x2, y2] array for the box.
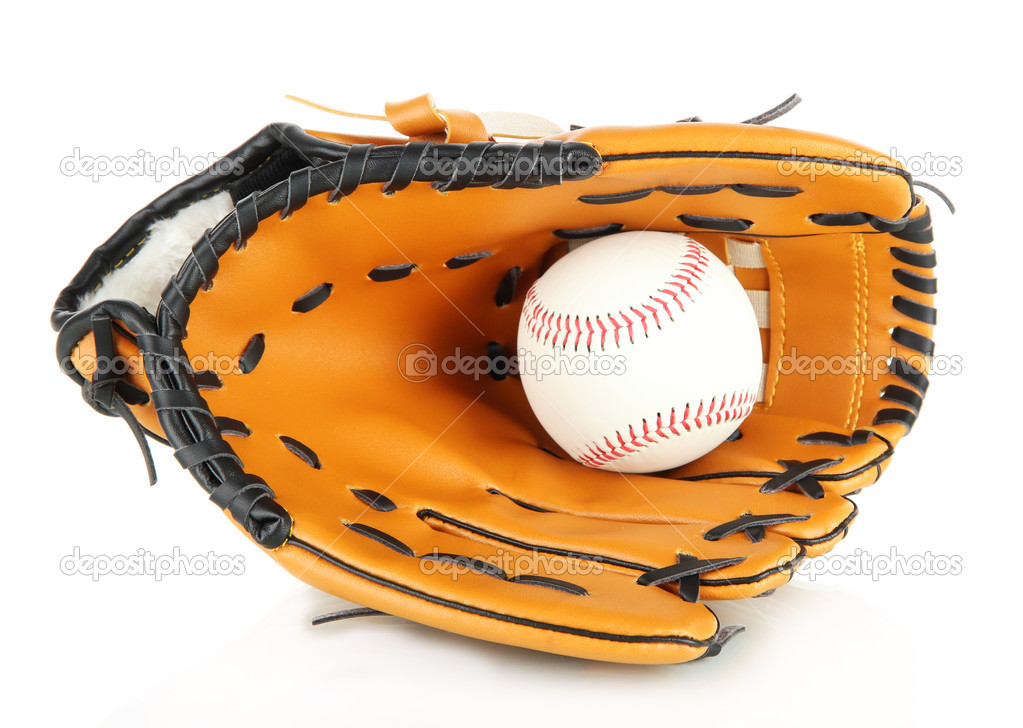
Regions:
[[522, 240, 711, 352], [575, 389, 756, 469]]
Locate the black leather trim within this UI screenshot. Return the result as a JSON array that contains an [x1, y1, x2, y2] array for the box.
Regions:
[[699, 545, 805, 589], [793, 499, 858, 547], [51, 126, 600, 329]]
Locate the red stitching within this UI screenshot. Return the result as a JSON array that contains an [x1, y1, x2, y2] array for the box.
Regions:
[[575, 390, 756, 468], [522, 240, 711, 351]]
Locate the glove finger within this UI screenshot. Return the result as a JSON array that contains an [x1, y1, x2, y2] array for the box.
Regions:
[[272, 497, 732, 664], [668, 412, 893, 495], [462, 426, 857, 557], [416, 491, 804, 600], [493, 466, 855, 559], [467, 376, 858, 556]]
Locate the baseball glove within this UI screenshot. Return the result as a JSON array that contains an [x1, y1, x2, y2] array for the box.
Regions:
[[52, 94, 936, 664]]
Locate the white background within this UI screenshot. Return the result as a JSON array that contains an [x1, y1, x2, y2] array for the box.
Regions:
[[2, 2, 1013, 726]]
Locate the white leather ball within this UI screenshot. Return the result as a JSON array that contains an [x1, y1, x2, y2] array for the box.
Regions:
[[517, 231, 762, 473]]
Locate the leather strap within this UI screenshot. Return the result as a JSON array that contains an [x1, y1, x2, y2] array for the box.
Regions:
[[385, 93, 490, 143]]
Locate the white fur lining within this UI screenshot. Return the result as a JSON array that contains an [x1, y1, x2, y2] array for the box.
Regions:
[[77, 192, 235, 314]]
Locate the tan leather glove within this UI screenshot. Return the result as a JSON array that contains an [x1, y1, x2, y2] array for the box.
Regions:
[[52, 94, 935, 663]]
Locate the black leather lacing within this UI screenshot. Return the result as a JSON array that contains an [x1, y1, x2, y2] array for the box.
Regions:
[[312, 607, 387, 625], [797, 430, 875, 447], [194, 370, 222, 389], [350, 488, 397, 512], [703, 513, 810, 544], [636, 555, 746, 603], [292, 283, 333, 313], [875, 235, 937, 432], [678, 213, 753, 232], [381, 143, 432, 194], [346, 523, 414, 556], [81, 311, 158, 486], [569, 167, 948, 246], [579, 184, 802, 205], [759, 459, 840, 499], [494, 267, 521, 307], [508, 575, 589, 596], [368, 263, 417, 282], [420, 552, 509, 579], [328, 144, 373, 202], [741, 94, 802, 125], [238, 334, 266, 374], [279, 435, 321, 469], [485, 489, 552, 513], [445, 251, 492, 269], [913, 181, 956, 214], [214, 416, 251, 437], [209, 473, 283, 545], [486, 342, 509, 381]]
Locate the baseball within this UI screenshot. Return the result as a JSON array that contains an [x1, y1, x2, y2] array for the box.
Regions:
[[517, 231, 763, 473]]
